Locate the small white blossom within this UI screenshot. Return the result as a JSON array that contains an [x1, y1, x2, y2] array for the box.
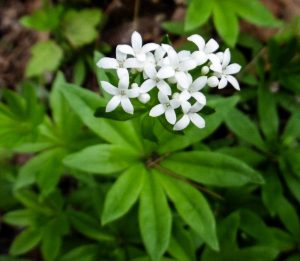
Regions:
[[96, 46, 127, 72], [149, 92, 180, 124], [210, 49, 241, 90], [140, 63, 173, 95], [100, 69, 139, 114], [118, 31, 159, 63], [188, 34, 219, 66], [174, 103, 205, 131], [97, 31, 241, 131]]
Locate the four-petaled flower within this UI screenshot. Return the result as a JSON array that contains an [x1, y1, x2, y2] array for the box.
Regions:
[[210, 48, 241, 90], [150, 92, 180, 124], [101, 69, 139, 114], [174, 103, 205, 131]]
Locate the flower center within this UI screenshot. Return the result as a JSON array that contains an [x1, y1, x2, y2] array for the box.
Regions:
[[120, 90, 126, 96]]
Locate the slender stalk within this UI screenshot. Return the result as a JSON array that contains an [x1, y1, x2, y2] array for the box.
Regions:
[[133, 0, 140, 30]]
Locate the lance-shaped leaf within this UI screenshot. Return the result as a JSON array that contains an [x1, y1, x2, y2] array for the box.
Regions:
[[102, 164, 146, 225], [158, 174, 219, 251], [60, 82, 143, 152], [139, 170, 172, 261], [161, 151, 264, 187], [63, 144, 139, 175]]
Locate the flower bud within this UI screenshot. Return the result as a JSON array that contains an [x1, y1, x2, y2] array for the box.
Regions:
[[138, 93, 150, 104], [207, 76, 219, 88], [201, 66, 209, 75]]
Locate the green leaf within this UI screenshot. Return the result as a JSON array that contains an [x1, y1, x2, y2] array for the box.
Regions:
[[139, 170, 172, 261], [202, 212, 239, 260], [60, 83, 143, 151], [102, 164, 145, 225], [60, 245, 99, 261], [231, 0, 281, 27], [185, 0, 213, 31], [161, 21, 185, 36], [63, 144, 138, 175], [258, 84, 278, 140], [224, 108, 267, 151], [161, 151, 264, 187], [3, 210, 33, 227], [159, 174, 219, 251], [94, 106, 147, 121], [212, 1, 239, 46], [62, 9, 102, 47], [276, 196, 300, 239], [10, 229, 42, 255], [67, 210, 114, 242], [25, 40, 63, 77], [282, 112, 300, 143], [73, 59, 86, 86], [41, 220, 62, 261], [20, 6, 63, 31]]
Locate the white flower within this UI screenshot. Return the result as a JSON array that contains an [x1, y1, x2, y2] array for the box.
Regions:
[[188, 34, 219, 66], [118, 31, 159, 63], [163, 46, 197, 89], [149, 92, 180, 124], [210, 49, 241, 90], [100, 69, 139, 114], [178, 75, 207, 105], [140, 63, 173, 95], [174, 102, 205, 131], [96, 46, 127, 71]]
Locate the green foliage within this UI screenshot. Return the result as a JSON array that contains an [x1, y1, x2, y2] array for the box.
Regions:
[[2, 3, 300, 261], [184, 0, 281, 46]]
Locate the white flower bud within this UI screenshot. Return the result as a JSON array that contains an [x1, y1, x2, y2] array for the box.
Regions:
[[207, 76, 219, 88], [201, 66, 209, 75], [168, 77, 177, 84], [138, 93, 150, 104], [131, 83, 139, 89]]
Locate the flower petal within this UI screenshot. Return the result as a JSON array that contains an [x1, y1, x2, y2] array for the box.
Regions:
[[179, 59, 197, 72], [190, 76, 207, 91], [166, 47, 179, 67], [224, 63, 241, 75], [101, 81, 118, 95], [210, 61, 222, 73], [189, 113, 205, 128], [158, 91, 169, 104], [173, 115, 190, 131], [131, 31, 143, 51], [124, 58, 143, 69], [190, 102, 205, 113], [192, 51, 208, 66], [222, 49, 231, 68], [204, 39, 219, 54], [191, 92, 206, 105], [106, 96, 121, 112], [227, 75, 240, 90], [97, 57, 118, 69], [140, 79, 156, 93], [187, 34, 205, 51], [142, 43, 159, 53], [157, 80, 172, 95], [150, 104, 165, 117], [178, 50, 191, 60], [165, 108, 176, 124], [117, 69, 129, 89], [121, 97, 134, 114], [127, 88, 140, 98], [118, 44, 135, 56], [175, 71, 191, 89], [218, 76, 228, 89], [157, 66, 175, 79], [144, 63, 157, 79]]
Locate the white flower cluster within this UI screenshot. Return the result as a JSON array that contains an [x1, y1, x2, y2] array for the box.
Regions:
[[97, 31, 241, 131]]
